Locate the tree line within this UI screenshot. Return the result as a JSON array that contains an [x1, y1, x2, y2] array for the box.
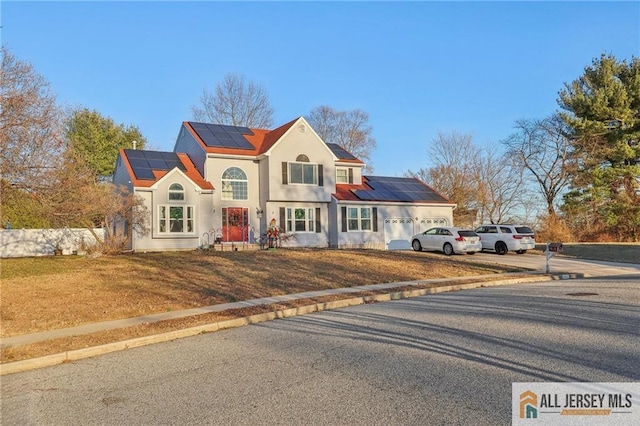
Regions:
[[1, 45, 637, 244], [0, 47, 376, 252], [410, 54, 639, 242]]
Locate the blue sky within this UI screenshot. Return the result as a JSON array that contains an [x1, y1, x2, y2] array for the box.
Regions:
[[3, 1, 639, 176]]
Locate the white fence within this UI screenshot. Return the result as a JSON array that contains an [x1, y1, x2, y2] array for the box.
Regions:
[[0, 228, 105, 258]]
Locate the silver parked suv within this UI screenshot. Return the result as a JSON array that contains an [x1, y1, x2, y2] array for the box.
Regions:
[[474, 224, 535, 255]]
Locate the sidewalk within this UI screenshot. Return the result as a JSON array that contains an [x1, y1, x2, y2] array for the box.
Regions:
[[2, 272, 553, 350]]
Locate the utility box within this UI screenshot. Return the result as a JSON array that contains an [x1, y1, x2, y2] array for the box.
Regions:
[[547, 242, 563, 253]]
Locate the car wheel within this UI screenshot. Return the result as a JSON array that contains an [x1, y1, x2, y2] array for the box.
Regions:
[[412, 239, 422, 252], [516, 250, 526, 254], [443, 243, 454, 256], [495, 241, 508, 255]]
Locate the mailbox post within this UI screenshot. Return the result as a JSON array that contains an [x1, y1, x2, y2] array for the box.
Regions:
[[545, 242, 563, 273]]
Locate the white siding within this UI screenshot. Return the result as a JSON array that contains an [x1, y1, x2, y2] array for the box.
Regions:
[[331, 202, 455, 250], [267, 124, 336, 203], [205, 156, 261, 239], [131, 170, 214, 252]]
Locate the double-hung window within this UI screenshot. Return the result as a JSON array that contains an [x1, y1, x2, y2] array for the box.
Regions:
[[289, 162, 317, 185], [347, 207, 372, 231], [285, 208, 315, 233], [282, 155, 323, 186], [336, 168, 348, 183]]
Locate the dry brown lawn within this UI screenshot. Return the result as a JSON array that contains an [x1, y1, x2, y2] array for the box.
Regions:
[[1, 249, 520, 362]]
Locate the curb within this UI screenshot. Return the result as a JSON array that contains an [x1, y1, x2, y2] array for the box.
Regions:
[[0, 274, 566, 376]]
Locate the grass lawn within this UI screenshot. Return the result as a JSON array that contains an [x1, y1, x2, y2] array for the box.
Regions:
[[1, 244, 636, 363], [1, 249, 521, 362]]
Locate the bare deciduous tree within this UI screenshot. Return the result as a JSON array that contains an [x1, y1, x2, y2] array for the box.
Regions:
[[476, 146, 525, 224], [409, 131, 528, 226], [0, 46, 64, 191], [191, 73, 274, 128], [502, 114, 572, 216], [308, 106, 377, 172], [408, 131, 481, 226]]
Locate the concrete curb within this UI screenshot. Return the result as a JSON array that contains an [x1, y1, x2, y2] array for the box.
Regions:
[[0, 274, 565, 376]]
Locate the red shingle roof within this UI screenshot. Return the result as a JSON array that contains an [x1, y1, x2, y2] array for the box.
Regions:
[[118, 149, 214, 190], [183, 118, 299, 156]]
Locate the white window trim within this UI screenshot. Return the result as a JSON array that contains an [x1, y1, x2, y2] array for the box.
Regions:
[[336, 168, 349, 184], [347, 206, 372, 232], [286, 207, 316, 233], [221, 167, 248, 201], [168, 183, 185, 202], [158, 205, 195, 234], [288, 162, 318, 185]]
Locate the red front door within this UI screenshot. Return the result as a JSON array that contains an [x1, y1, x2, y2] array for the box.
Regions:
[[222, 207, 248, 242]]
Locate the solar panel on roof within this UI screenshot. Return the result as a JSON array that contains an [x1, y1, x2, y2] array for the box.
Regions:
[[353, 176, 448, 203], [133, 168, 155, 180], [125, 150, 188, 180], [129, 158, 148, 169], [125, 150, 146, 160], [146, 159, 167, 169], [189, 122, 255, 149], [144, 151, 164, 160], [327, 143, 358, 160]]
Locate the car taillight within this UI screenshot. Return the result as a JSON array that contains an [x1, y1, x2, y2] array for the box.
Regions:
[[513, 235, 523, 239], [455, 236, 465, 242]]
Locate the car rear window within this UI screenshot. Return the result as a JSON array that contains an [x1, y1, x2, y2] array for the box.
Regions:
[[515, 226, 534, 234], [458, 230, 478, 237]]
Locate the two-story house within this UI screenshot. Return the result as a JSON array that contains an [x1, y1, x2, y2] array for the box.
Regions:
[[112, 117, 455, 251]]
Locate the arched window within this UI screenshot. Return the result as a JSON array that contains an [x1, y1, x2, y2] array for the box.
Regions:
[[221, 167, 248, 200], [296, 154, 310, 162], [168, 183, 184, 201]]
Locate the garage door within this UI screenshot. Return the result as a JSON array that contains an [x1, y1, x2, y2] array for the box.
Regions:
[[418, 217, 449, 233], [384, 217, 414, 250]]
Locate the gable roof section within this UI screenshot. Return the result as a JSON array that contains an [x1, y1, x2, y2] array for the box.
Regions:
[[183, 118, 299, 157], [119, 149, 213, 190], [258, 117, 299, 154], [334, 176, 452, 204]]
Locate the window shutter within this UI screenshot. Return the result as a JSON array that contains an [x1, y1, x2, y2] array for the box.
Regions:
[[315, 207, 321, 233], [318, 164, 324, 186], [372, 207, 378, 232], [279, 207, 286, 231], [341, 206, 347, 232], [282, 162, 288, 185], [348, 168, 353, 184]]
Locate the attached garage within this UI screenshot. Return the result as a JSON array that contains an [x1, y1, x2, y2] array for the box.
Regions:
[[384, 217, 414, 250]]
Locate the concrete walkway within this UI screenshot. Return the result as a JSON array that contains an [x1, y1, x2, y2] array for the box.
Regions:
[[1, 272, 547, 349]]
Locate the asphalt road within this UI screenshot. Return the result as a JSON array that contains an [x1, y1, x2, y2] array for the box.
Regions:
[[2, 277, 638, 425]]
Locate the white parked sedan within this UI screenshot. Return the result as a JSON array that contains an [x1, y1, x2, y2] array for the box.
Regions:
[[411, 227, 482, 256]]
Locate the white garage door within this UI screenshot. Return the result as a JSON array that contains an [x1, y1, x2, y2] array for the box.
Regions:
[[384, 217, 414, 250], [418, 217, 449, 233]]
